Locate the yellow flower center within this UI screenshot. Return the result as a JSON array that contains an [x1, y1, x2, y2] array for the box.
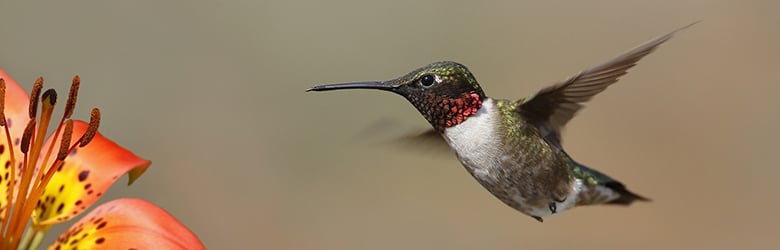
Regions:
[[0, 76, 101, 249]]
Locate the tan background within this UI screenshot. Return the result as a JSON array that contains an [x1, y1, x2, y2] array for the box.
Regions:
[[1, 0, 778, 249]]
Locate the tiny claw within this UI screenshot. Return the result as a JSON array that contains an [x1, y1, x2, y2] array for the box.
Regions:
[[533, 216, 544, 223], [548, 202, 557, 214]]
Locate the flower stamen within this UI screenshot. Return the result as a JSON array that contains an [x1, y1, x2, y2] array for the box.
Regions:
[[63, 76, 79, 120], [20, 120, 35, 155], [79, 108, 100, 147], [0, 79, 6, 127], [28, 78, 42, 120], [9, 119, 37, 244], [57, 120, 73, 161]]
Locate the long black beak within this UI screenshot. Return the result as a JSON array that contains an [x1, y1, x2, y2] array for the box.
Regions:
[[306, 81, 395, 92]]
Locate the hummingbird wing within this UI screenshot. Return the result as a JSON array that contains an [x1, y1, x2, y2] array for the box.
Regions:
[[518, 23, 694, 148], [389, 129, 453, 154]]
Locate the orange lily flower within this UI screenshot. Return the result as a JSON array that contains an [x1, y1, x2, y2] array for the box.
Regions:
[[0, 68, 204, 249]]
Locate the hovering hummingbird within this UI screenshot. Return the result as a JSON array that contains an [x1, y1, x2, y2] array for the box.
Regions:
[[307, 24, 692, 222]]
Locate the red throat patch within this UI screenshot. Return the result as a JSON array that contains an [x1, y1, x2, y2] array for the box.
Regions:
[[433, 92, 482, 130]]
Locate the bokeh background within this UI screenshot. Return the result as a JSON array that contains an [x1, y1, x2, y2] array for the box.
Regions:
[[1, 0, 778, 249]]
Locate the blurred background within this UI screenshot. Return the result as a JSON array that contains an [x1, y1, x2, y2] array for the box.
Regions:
[[1, 0, 778, 249]]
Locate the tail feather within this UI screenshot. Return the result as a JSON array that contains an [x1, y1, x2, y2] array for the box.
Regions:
[[603, 181, 650, 205], [569, 160, 650, 206]]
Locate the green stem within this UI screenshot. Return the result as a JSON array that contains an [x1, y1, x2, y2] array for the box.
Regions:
[[26, 229, 45, 250], [17, 225, 47, 250], [16, 226, 32, 250]]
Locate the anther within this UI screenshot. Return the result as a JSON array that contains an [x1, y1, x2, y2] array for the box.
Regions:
[[64, 75, 80, 119], [29, 77, 43, 119], [57, 120, 73, 161], [0, 78, 6, 126], [21, 120, 36, 154], [79, 108, 100, 147]]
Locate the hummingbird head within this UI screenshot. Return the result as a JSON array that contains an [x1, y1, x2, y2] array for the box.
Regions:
[[308, 61, 486, 131]]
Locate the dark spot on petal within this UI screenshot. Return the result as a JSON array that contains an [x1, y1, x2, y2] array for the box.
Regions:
[[59, 184, 64, 192], [84, 183, 91, 190], [57, 203, 65, 214], [75, 200, 82, 206], [0, 144, 4, 154], [78, 170, 89, 182], [97, 221, 107, 229], [87, 190, 93, 195], [95, 237, 105, 244], [4, 160, 9, 169]]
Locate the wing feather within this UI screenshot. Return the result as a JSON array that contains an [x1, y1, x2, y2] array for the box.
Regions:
[[519, 23, 696, 146]]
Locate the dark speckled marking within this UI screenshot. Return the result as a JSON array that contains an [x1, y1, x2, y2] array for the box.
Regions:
[[95, 237, 105, 244], [78, 170, 89, 182]]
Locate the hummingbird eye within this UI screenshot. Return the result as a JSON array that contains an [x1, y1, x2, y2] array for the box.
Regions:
[[418, 74, 437, 88]]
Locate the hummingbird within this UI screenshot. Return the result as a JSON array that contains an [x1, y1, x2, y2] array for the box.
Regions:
[[307, 24, 692, 222]]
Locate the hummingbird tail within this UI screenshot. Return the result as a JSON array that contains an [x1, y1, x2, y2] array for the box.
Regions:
[[603, 181, 651, 205], [569, 160, 650, 205]]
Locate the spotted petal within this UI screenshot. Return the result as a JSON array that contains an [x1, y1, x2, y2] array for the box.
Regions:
[[50, 198, 204, 249], [33, 121, 151, 225], [0, 68, 33, 221]]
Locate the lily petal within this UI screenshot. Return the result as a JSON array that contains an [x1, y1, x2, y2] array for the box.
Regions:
[[33, 121, 150, 225], [50, 198, 204, 249], [0, 68, 32, 221]]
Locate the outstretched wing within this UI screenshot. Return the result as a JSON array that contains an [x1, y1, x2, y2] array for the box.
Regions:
[[519, 23, 695, 148]]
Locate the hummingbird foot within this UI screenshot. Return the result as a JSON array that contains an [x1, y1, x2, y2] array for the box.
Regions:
[[548, 196, 567, 214], [533, 216, 544, 223]]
